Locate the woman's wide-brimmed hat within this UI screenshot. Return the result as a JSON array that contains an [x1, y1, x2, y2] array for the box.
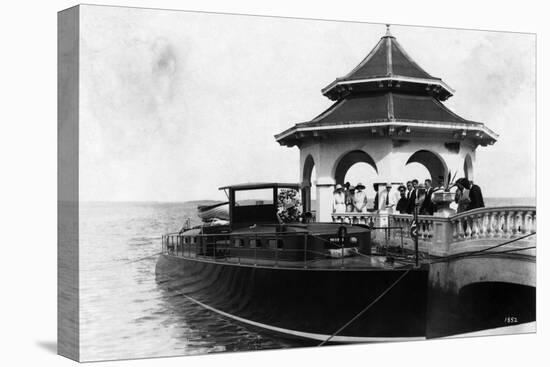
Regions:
[[355, 182, 366, 190]]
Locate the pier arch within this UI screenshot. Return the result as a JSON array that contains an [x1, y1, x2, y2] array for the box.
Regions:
[[458, 281, 535, 328], [406, 150, 448, 184]]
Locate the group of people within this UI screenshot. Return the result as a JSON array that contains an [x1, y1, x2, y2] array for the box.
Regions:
[[332, 177, 484, 215]]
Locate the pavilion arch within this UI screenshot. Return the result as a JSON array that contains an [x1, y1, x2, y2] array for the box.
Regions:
[[463, 154, 474, 181], [302, 155, 316, 212], [406, 150, 448, 184], [303, 154, 315, 186], [333, 150, 378, 185]]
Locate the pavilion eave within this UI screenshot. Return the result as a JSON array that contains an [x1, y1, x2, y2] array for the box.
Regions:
[[275, 119, 498, 147]]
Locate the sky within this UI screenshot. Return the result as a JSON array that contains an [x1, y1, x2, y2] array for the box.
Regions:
[[78, 5, 536, 202]]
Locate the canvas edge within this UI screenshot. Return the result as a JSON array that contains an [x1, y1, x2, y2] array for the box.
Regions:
[[57, 4, 80, 362]]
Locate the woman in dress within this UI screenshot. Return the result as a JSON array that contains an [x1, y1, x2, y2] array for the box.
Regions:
[[332, 184, 346, 213]]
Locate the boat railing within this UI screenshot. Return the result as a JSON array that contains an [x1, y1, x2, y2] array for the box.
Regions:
[[161, 231, 368, 269]]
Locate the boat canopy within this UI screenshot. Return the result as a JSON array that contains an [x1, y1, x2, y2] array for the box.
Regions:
[[219, 182, 301, 191], [218, 183, 302, 228]]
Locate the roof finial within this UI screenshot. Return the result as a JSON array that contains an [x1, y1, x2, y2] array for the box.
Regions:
[[385, 24, 392, 37]]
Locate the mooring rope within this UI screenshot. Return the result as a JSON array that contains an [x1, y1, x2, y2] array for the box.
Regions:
[[429, 232, 536, 264], [318, 268, 412, 346]]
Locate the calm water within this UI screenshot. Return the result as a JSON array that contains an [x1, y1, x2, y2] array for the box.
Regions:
[[79, 202, 301, 362], [79, 198, 534, 361]]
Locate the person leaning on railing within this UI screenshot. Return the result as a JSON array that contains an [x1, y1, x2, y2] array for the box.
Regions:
[[455, 178, 484, 212]]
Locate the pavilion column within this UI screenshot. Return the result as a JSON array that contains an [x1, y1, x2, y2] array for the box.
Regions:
[[315, 176, 336, 222], [374, 150, 409, 184], [301, 180, 312, 212]]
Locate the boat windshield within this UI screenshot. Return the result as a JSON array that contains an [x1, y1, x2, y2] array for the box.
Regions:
[[234, 188, 274, 206]]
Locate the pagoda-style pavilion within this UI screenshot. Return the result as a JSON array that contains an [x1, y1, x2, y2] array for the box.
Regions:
[[275, 25, 498, 222]]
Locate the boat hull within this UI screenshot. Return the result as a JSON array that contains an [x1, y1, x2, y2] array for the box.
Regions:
[[155, 254, 428, 342]]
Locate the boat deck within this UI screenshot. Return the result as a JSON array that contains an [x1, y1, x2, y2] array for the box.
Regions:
[[165, 251, 414, 271]]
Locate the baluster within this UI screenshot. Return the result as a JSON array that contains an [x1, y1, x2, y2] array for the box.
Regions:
[[513, 211, 522, 236], [524, 211, 533, 234], [471, 216, 479, 239], [420, 221, 426, 240], [478, 214, 487, 238], [458, 218, 465, 240], [508, 211, 517, 237], [509, 210, 517, 237], [464, 218, 472, 239], [495, 212, 504, 238], [520, 211, 528, 235], [452, 220, 458, 240], [486, 212, 495, 238], [500, 212, 510, 238]]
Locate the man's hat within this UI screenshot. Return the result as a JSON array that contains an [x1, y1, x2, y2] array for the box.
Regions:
[[355, 182, 366, 190], [335, 184, 343, 191]]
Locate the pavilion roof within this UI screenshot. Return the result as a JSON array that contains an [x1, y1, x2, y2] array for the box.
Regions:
[[275, 26, 498, 148], [275, 92, 498, 147], [322, 26, 454, 101]]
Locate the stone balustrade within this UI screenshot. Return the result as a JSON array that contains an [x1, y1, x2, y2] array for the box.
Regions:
[[331, 206, 536, 251], [390, 214, 437, 241], [331, 212, 377, 225], [450, 206, 536, 242]]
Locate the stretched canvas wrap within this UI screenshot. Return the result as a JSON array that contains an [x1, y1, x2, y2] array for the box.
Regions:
[[58, 4, 536, 362]]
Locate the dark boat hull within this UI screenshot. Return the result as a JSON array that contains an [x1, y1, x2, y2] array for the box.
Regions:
[[155, 254, 428, 342]]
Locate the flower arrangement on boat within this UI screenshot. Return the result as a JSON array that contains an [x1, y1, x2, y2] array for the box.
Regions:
[[277, 188, 302, 223]]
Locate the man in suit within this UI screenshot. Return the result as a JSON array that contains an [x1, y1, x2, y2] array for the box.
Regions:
[[420, 179, 435, 215], [396, 185, 409, 214], [405, 181, 413, 201], [378, 182, 398, 210], [406, 179, 418, 214], [372, 183, 379, 211], [458, 178, 485, 211]]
